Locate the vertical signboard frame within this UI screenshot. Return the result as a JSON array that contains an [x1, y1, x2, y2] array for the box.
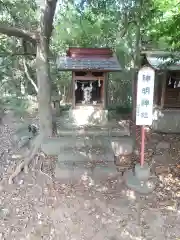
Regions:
[[136, 66, 155, 166]]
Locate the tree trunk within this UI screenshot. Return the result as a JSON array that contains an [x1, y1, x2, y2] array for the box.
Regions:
[[36, 36, 52, 137], [36, 0, 58, 137]]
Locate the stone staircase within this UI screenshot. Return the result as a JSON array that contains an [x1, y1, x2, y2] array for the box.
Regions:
[[42, 134, 133, 181], [14, 109, 134, 182], [41, 110, 134, 181]]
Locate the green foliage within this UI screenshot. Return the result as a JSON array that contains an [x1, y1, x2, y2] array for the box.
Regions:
[[147, 0, 180, 50], [53, 1, 119, 48], [1, 0, 180, 113], [0, 0, 37, 27]]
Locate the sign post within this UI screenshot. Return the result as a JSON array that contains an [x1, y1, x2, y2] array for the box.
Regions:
[[124, 66, 157, 194], [136, 66, 155, 167]]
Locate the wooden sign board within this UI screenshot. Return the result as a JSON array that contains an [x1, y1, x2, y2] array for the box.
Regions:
[[136, 66, 155, 126]]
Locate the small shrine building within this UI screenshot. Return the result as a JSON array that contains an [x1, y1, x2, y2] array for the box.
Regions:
[[56, 47, 122, 126]]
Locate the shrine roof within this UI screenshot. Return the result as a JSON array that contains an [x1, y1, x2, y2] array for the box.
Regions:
[[141, 51, 180, 70], [56, 48, 122, 72]]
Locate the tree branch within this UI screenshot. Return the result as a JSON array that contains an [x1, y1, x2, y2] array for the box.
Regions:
[[0, 52, 36, 57], [23, 58, 38, 93], [40, 0, 58, 40], [12, 52, 36, 56], [119, 20, 137, 38], [0, 24, 37, 42]]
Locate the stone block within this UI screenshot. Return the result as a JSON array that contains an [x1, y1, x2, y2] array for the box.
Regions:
[[55, 160, 118, 181], [88, 151, 114, 163], [155, 165, 169, 175], [55, 162, 92, 180], [41, 137, 85, 155], [85, 136, 110, 148], [152, 108, 180, 133], [57, 151, 89, 163], [92, 162, 118, 180], [152, 153, 174, 167], [156, 141, 170, 150], [111, 137, 134, 156], [110, 121, 130, 137]]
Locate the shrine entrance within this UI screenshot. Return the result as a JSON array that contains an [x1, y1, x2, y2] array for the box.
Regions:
[[57, 48, 122, 109], [75, 79, 103, 105], [73, 71, 104, 107]]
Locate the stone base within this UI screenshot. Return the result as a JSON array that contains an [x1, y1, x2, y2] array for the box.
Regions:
[[153, 107, 180, 133], [124, 169, 157, 194], [55, 110, 130, 137], [69, 107, 108, 126], [134, 163, 150, 181], [124, 164, 157, 194]]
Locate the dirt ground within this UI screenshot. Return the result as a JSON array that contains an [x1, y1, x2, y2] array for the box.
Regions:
[[0, 112, 180, 240]]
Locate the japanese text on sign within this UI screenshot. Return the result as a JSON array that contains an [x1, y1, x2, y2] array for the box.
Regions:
[[136, 67, 155, 126]]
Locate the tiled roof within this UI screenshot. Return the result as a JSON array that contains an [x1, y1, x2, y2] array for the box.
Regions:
[[142, 51, 180, 70], [56, 56, 122, 72]]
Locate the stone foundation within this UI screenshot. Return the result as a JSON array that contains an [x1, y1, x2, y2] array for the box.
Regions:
[[56, 109, 130, 137], [152, 108, 180, 133], [69, 107, 108, 126]]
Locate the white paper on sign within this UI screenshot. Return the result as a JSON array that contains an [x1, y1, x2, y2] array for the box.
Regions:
[[136, 66, 155, 126]]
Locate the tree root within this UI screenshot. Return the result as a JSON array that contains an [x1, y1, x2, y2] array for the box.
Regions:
[[8, 134, 43, 184]]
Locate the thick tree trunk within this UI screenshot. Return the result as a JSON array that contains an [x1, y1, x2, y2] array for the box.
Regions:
[[36, 0, 58, 137], [36, 36, 52, 137]]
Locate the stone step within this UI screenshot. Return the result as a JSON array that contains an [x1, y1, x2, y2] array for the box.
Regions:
[[41, 137, 85, 155], [55, 161, 119, 181], [41, 136, 111, 155], [41, 136, 134, 157], [57, 150, 114, 164], [56, 114, 130, 137], [56, 127, 130, 137]]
